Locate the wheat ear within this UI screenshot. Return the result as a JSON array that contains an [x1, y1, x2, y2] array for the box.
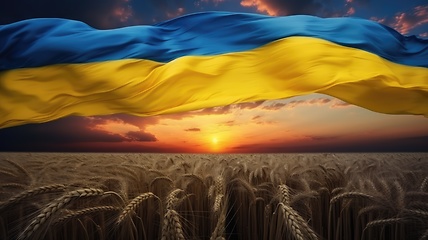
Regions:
[[19, 188, 104, 240], [278, 203, 318, 240], [403, 209, 428, 219], [365, 218, 404, 229], [117, 192, 158, 224], [0, 184, 66, 211], [55, 206, 120, 225], [421, 176, 428, 192], [162, 209, 185, 240], [213, 194, 224, 214], [278, 184, 291, 205], [330, 192, 375, 204], [166, 189, 184, 210]]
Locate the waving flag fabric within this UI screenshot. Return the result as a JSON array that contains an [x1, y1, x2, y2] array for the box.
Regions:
[[0, 12, 427, 128]]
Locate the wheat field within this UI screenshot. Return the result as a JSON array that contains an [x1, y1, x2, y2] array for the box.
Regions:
[[0, 152, 427, 240]]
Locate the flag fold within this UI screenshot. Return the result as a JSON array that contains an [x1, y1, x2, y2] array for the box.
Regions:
[[0, 12, 427, 128]]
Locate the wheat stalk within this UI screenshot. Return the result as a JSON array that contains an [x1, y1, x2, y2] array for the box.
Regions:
[[3, 159, 32, 182], [331, 187, 345, 196], [357, 205, 388, 218], [420, 228, 428, 240], [117, 192, 159, 224], [182, 174, 205, 186], [392, 180, 405, 209], [150, 176, 174, 188], [210, 207, 226, 240], [0, 169, 17, 178], [19, 188, 104, 240]]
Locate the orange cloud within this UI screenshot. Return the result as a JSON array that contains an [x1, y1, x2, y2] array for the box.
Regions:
[[330, 99, 352, 108], [113, 5, 133, 23], [240, 0, 280, 16], [346, 7, 355, 15], [372, 5, 428, 34], [166, 7, 185, 19], [240, 0, 323, 16]]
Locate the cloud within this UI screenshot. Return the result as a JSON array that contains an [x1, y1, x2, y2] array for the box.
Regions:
[[231, 134, 428, 153], [184, 128, 201, 132], [250, 115, 276, 125], [371, 5, 428, 34], [220, 120, 236, 126], [0, 116, 157, 151], [240, 0, 324, 16], [305, 135, 341, 141], [125, 131, 157, 142], [235, 101, 265, 110], [392, 5, 428, 34], [330, 99, 353, 108], [346, 7, 355, 15], [262, 98, 333, 111], [166, 7, 186, 19], [262, 102, 287, 111], [0, 0, 134, 29], [157, 101, 265, 121]]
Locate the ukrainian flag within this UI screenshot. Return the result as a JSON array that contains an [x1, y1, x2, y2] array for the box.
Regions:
[[1, 12, 427, 128]]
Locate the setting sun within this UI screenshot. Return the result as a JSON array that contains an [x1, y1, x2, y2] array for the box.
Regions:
[[212, 137, 218, 145]]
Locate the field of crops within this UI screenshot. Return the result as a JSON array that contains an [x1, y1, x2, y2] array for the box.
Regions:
[[0, 153, 427, 240]]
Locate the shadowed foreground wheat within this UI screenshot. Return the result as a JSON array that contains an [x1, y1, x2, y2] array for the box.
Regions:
[[0, 153, 427, 239]]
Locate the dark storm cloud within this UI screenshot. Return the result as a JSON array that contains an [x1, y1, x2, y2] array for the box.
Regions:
[[0, 116, 157, 151], [0, 117, 123, 144], [125, 131, 157, 142], [305, 135, 341, 141], [232, 134, 428, 153], [0, 0, 133, 29]]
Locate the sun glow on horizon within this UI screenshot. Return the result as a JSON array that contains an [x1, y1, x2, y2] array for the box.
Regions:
[[209, 135, 223, 152]]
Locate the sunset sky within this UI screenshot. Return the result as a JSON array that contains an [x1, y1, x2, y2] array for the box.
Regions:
[[0, 0, 427, 152]]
